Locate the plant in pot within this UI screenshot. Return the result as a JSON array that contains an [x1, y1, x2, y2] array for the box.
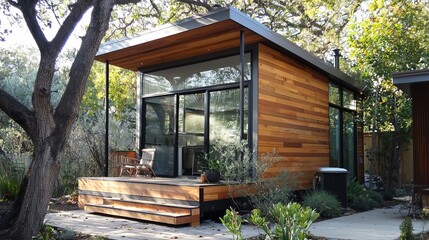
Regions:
[[205, 157, 222, 183]]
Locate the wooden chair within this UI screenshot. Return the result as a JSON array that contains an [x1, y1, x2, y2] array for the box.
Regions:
[[119, 148, 156, 177]]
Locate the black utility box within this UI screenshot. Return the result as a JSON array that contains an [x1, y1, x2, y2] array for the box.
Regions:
[[315, 167, 348, 207]]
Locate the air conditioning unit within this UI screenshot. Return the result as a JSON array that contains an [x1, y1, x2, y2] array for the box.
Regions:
[[314, 167, 348, 207]]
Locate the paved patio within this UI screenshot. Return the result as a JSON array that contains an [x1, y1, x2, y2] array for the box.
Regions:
[[45, 205, 428, 240]]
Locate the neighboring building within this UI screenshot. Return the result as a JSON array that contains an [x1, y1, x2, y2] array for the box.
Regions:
[[95, 7, 364, 188], [393, 69, 429, 187]]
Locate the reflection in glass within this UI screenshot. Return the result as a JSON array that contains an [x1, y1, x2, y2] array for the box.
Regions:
[[343, 112, 356, 179], [209, 88, 248, 144], [145, 96, 175, 177], [178, 94, 205, 176], [329, 107, 341, 167], [143, 53, 251, 95], [329, 83, 341, 105], [343, 89, 356, 110]]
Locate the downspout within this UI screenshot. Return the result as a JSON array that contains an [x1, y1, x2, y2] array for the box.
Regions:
[[104, 61, 110, 177]]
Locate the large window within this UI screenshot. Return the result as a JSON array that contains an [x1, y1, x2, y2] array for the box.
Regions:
[[141, 53, 251, 177], [329, 83, 357, 179], [143, 53, 251, 96]]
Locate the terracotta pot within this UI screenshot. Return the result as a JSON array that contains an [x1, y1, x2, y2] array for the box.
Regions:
[[201, 173, 207, 183]]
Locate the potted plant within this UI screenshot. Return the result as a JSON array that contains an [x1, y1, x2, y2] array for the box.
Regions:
[[204, 157, 221, 183]]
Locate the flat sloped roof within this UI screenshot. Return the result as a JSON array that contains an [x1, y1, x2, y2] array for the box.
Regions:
[[96, 7, 363, 92], [393, 69, 429, 96]]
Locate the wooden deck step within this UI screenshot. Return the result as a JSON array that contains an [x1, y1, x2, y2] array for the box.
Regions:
[[84, 204, 200, 226], [103, 197, 198, 214]]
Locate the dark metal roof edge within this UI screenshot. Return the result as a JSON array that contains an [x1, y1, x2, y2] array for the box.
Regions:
[[392, 69, 429, 80], [227, 7, 363, 92], [96, 7, 232, 56], [392, 69, 429, 96]]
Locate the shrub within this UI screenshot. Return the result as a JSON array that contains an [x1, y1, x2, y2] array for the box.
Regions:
[[347, 178, 383, 211], [220, 208, 244, 240], [303, 190, 341, 218], [400, 217, 414, 240], [213, 139, 296, 219], [0, 157, 25, 202], [251, 202, 319, 240]]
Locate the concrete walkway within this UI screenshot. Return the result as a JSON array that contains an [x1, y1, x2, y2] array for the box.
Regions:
[[310, 205, 427, 240], [45, 206, 428, 240], [45, 210, 261, 240]]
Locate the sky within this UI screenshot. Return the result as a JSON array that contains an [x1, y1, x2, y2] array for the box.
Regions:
[[0, 7, 91, 52]]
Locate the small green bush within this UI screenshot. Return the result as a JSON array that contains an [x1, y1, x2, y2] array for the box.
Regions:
[[303, 190, 341, 218], [400, 217, 414, 240], [347, 178, 383, 211], [251, 202, 319, 240], [220, 208, 244, 240], [0, 159, 25, 202], [367, 189, 383, 207]]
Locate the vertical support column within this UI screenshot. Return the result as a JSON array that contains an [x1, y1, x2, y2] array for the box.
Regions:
[[239, 30, 245, 140], [104, 61, 110, 177]]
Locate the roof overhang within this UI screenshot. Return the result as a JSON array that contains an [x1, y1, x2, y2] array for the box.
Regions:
[[393, 69, 429, 96], [96, 7, 363, 92]]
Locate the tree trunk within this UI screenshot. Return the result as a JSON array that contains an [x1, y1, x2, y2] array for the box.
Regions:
[[369, 87, 379, 190], [0, 1, 140, 238], [0, 138, 62, 239]]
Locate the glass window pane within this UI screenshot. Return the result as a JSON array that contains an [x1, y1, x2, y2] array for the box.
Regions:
[[178, 94, 205, 176], [143, 53, 251, 95], [145, 96, 175, 177], [343, 112, 356, 179], [343, 89, 356, 110], [210, 89, 241, 144], [329, 107, 341, 167], [329, 83, 341, 105]]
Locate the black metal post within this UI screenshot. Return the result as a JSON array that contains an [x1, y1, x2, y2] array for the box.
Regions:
[[104, 61, 110, 177], [239, 30, 245, 140]]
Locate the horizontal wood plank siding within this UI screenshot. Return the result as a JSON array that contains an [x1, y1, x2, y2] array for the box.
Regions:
[[258, 44, 329, 188], [79, 178, 200, 201]]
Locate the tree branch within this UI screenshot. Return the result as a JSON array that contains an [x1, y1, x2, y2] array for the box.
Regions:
[[53, 0, 141, 142], [176, 0, 213, 11], [11, 0, 48, 51], [50, 0, 93, 54], [0, 89, 36, 141]]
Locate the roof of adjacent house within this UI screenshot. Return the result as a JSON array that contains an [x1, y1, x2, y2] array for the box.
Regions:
[[393, 69, 429, 96], [96, 7, 363, 92]]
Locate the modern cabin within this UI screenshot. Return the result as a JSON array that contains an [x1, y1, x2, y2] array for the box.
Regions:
[[78, 7, 364, 226]]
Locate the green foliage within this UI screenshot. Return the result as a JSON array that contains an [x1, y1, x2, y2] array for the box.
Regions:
[[213, 139, 296, 218], [347, 179, 383, 211], [220, 207, 244, 240], [84, 62, 136, 122], [347, 0, 428, 189], [251, 202, 319, 240], [400, 217, 414, 240], [303, 190, 342, 218], [0, 157, 25, 202]]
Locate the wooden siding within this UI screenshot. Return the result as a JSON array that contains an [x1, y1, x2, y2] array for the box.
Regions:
[[258, 44, 329, 188], [412, 83, 429, 186]]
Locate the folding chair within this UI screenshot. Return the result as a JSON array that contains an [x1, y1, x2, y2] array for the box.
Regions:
[[119, 148, 156, 177]]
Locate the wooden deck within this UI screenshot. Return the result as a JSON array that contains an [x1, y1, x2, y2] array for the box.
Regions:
[[78, 177, 239, 227]]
